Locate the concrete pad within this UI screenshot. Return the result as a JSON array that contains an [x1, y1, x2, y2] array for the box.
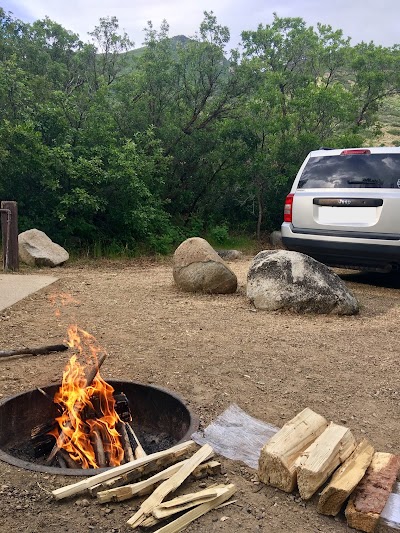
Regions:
[[0, 274, 59, 312]]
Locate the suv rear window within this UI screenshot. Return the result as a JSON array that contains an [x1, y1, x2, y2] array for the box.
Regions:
[[297, 154, 400, 189]]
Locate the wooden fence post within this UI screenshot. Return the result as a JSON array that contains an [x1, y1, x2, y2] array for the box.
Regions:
[[1, 201, 19, 272]]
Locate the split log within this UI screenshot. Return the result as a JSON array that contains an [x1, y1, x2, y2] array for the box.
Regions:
[[52, 440, 198, 500], [345, 452, 400, 533], [125, 423, 147, 459], [32, 434, 56, 458], [295, 422, 356, 500], [57, 453, 67, 469], [127, 444, 213, 528], [258, 408, 328, 492], [31, 420, 57, 439], [152, 484, 227, 520], [88, 441, 198, 497], [59, 448, 81, 469], [318, 439, 375, 516], [0, 343, 68, 359], [148, 483, 236, 533], [97, 458, 218, 503], [92, 428, 107, 468], [118, 422, 135, 463]]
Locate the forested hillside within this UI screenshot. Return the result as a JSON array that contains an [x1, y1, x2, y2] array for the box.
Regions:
[[1, 9, 399, 254]]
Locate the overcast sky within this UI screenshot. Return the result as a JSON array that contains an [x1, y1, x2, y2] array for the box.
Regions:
[[2, 0, 400, 49]]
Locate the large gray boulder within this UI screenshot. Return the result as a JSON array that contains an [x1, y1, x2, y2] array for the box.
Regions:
[[19, 229, 69, 267], [173, 237, 237, 293], [247, 250, 359, 315]]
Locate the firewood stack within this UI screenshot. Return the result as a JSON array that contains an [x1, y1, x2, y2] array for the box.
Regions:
[[52, 441, 236, 531], [258, 408, 400, 533]]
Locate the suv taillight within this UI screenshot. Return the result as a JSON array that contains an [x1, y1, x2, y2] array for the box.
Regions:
[[283, 193, 294, 223]]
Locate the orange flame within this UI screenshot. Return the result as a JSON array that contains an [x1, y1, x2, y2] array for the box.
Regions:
[[52, 326, 124, 468]]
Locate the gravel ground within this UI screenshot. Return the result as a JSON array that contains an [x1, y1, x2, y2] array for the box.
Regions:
[[0, 257, 399, 532]]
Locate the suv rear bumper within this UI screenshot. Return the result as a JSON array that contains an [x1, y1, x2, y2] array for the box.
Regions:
[[281, 223, 400, 271]]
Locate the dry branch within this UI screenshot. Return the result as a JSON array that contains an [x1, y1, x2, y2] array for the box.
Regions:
[[0, 343, 68, 359]]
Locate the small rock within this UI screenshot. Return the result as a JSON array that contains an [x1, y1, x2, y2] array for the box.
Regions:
[[75, 498, 90, 507]]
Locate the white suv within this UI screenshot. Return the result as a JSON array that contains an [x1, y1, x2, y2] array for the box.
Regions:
[[281, 147, 400, 272]]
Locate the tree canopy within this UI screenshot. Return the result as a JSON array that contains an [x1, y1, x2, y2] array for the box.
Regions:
[[1, 8, 399, 253]]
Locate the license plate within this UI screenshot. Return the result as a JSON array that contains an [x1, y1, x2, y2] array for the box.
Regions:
[[317, 206, 376, 225]]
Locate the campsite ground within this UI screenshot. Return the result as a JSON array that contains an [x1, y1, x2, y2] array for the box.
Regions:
[[0, 256, 399, 532]]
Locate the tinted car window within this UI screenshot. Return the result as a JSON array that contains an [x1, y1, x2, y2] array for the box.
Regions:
[[297, 154, 400, 189]]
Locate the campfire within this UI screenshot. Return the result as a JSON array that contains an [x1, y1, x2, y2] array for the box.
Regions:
[[32, 325, 146, 470]]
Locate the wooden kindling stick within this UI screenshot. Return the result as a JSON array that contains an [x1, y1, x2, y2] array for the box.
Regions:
[[148, 484, 236, 532], [96, 457, 218, 503], [117, 422, 135, 463], [125, 423, 147, 459], [52, 441, 197, 500], [127, 444, 214, 529], [88, 441, 199, 497]]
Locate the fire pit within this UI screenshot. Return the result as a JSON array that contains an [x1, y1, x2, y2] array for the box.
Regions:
[[0, 380, 198, 476]]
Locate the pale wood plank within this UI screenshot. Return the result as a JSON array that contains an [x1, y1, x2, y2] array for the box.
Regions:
[[127, 444, 213, 529], [152, 484, 236, 533], [295, 422, 356, 500], [152, 485, 228, 519], [258, 408, 328, 492], [318, 439, 374, 516]]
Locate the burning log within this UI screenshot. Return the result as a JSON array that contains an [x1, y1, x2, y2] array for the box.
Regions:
[[46, 353, 108, 465], [32, 434, 56, 459], [59, 448, 81, 469], [92, 428, 107, 468], [31, 420, 57, 440], [0, 343, 68, 359]]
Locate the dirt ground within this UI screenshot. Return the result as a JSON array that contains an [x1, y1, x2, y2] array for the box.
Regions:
[[0, 256, 399, 533]]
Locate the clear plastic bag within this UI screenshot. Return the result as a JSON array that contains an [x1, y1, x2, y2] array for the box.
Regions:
[[192, 403, 278, 469]]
